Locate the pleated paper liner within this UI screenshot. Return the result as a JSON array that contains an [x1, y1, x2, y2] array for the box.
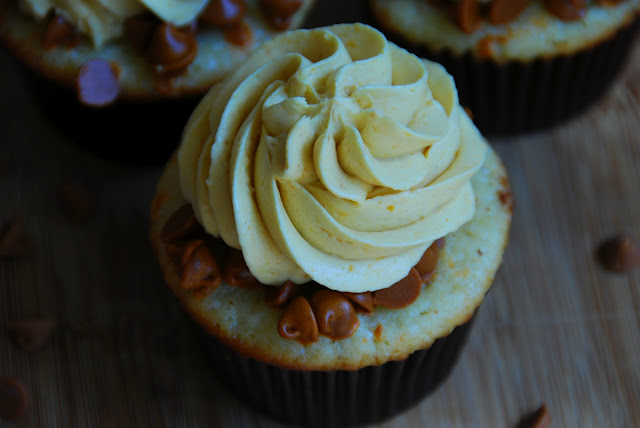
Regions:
[[201, 317, 474, 427], [380, 17, 640, 136]]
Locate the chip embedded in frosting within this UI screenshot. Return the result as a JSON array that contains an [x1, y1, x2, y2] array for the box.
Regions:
[[178, 23, 488, 292]]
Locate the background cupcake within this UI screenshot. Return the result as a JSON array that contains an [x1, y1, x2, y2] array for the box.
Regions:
[[0, 0, 315, 163], [369, 0, 640, 135], [150, 23, 512, 426]]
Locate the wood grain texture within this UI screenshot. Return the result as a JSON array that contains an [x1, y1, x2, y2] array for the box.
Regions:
[[1, 2, 640, 427]]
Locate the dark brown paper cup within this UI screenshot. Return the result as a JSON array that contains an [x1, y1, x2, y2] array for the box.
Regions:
[[201, 318, 474, 427], [20, 67, 200, 165]]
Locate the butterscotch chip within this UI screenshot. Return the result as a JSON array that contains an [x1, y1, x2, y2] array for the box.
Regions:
[[165, 241, 186, 268], [260, 0, 303, 30], [56, 181, 96, 225], [374, 268, 422, 309], [224, 20, 253, 47], [343, 292, 375, 314], [596, 235, 640, 273], [278, 296, 319, 345], [456, 0, 482, 34], [0, 378, 28, 420], [414, 238, 444, 282], [489, 0, 528, 25], [180, 240, 222, 291], [309, 289, 360, 340], [76, 59, 120, 107], [161, 204, 200, 243], [7, 318, 57, 351], [42, 13, 81, 50], [201, 0, 247, 26], [223, 248, 261, 289], [147, 23, 197, 74], [516, 404, 552, 428], [0, 217, 33, 257], [266, 280, 300, 307], [544, 0, 587, 21], [180, 239, 203, 267]]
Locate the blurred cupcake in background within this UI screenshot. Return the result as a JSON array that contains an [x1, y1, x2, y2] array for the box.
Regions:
[[0, 0, 315, 163], [369, 0, 640, 135]]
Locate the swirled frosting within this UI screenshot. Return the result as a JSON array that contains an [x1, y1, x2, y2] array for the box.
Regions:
[[178, 23, 487, 292], [18, 0, 208, 47]]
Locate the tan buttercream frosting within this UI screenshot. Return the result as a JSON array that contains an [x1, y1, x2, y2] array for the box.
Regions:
[[178, 23, 487, 293], [18, 0, 208, 47]]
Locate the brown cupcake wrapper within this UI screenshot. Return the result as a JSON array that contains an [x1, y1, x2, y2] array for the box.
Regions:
[[378, 16, 640, 136], [201, 317, 474, 427], [19, 67, 199, 165]]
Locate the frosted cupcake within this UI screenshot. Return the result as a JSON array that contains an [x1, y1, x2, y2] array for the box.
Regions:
[[0, 0, 315, 162], [150, 23, 512, 425], [370, 0, 640, 135]]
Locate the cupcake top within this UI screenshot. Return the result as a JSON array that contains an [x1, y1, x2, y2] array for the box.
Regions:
[[370, 0, 640, 60], [178, 23, 486, 293], [1, 0, 315, 99]]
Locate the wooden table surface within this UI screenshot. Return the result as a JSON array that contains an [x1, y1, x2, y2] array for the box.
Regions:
[[2, 2, 640, 427]]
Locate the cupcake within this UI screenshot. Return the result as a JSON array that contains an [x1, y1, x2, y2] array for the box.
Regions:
[[369, 0, 640, 135], [0, 0, 315, 163], [150, 23, 512, 426]]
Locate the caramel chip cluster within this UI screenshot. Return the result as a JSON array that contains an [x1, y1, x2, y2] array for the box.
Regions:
[[428, 0, 628, 33], [161, 204, 444, 345]]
